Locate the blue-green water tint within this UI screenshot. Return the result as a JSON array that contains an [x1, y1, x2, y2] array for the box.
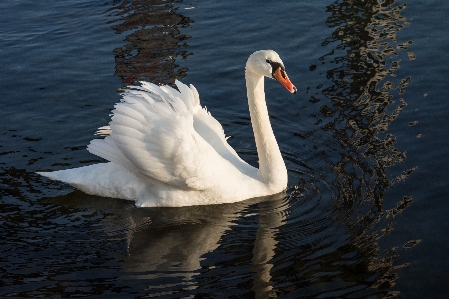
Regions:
[[1, 0, 447, 298]]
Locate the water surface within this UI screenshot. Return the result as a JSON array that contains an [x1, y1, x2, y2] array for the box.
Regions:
[[1, 0, 448, 298]]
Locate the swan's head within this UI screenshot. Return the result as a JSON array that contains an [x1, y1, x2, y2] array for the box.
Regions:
[[246, 50, 297, 94]]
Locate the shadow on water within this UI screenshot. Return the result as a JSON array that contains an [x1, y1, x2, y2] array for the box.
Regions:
[[0, 0, 421, 298]]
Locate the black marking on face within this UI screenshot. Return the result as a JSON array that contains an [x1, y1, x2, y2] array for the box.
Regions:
[[266, 59, 286, 78]]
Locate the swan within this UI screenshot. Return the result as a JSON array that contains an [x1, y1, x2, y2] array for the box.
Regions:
[[38, 50, 297, 207]]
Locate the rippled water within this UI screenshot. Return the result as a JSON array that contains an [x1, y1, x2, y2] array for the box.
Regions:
[[1, 0, 448, 298]]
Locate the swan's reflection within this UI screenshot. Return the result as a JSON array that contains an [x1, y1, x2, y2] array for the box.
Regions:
[[250, 196, 286, 298], [46, 191, 288, 296], [45, 179, 406, 297], [123, 192, 287, 296]]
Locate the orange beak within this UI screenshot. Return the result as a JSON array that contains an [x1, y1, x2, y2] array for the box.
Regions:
[[273, 67, 297, 94]]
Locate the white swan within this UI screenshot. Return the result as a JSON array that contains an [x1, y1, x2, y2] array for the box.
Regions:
[[38, 50, 297, 207]]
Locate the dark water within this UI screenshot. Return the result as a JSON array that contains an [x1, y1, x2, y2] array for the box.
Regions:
[[1, 0, 448, 298]]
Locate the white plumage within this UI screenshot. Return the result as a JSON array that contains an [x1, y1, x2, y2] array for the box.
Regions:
[[38, 50, 297, 207]]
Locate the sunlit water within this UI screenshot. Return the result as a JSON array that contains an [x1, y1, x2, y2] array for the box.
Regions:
[[1, 0, 448, 298]]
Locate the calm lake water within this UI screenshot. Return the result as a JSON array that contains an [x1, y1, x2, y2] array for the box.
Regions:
[[1, 0, 448, 298]]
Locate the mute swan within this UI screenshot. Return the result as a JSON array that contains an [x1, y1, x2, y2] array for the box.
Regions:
[[38, 50, 297, 207]]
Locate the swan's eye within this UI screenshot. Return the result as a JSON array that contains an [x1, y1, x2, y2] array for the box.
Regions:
[[280, 69, 287, 79]]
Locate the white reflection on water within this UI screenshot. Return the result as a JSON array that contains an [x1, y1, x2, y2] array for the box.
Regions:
[[44, 191, 288, 297]]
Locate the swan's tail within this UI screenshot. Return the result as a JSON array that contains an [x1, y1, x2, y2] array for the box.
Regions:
[[37, 163, 144, 200], [37, 164, 107, 191]]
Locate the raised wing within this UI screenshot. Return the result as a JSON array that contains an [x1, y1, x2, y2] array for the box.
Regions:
[[87, 80, 245, 191], [172, 81, 246, 166]]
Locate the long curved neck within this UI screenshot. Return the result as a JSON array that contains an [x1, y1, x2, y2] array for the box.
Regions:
[[245, 69, 287, 188]]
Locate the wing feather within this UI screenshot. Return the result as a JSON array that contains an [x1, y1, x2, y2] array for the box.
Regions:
[[87, 80, 246, 191]]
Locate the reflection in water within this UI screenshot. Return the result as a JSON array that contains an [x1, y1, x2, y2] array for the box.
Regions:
[[280, 0, 414, 297], [122, 192, 288, 298], [319, 1, 413, 208], [250, 198, 286, 298], [32, 191, 290, 297], [109, 0, 192, 85]]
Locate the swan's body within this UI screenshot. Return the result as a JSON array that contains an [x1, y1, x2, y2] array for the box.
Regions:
[[38, 50, 296, 207]]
